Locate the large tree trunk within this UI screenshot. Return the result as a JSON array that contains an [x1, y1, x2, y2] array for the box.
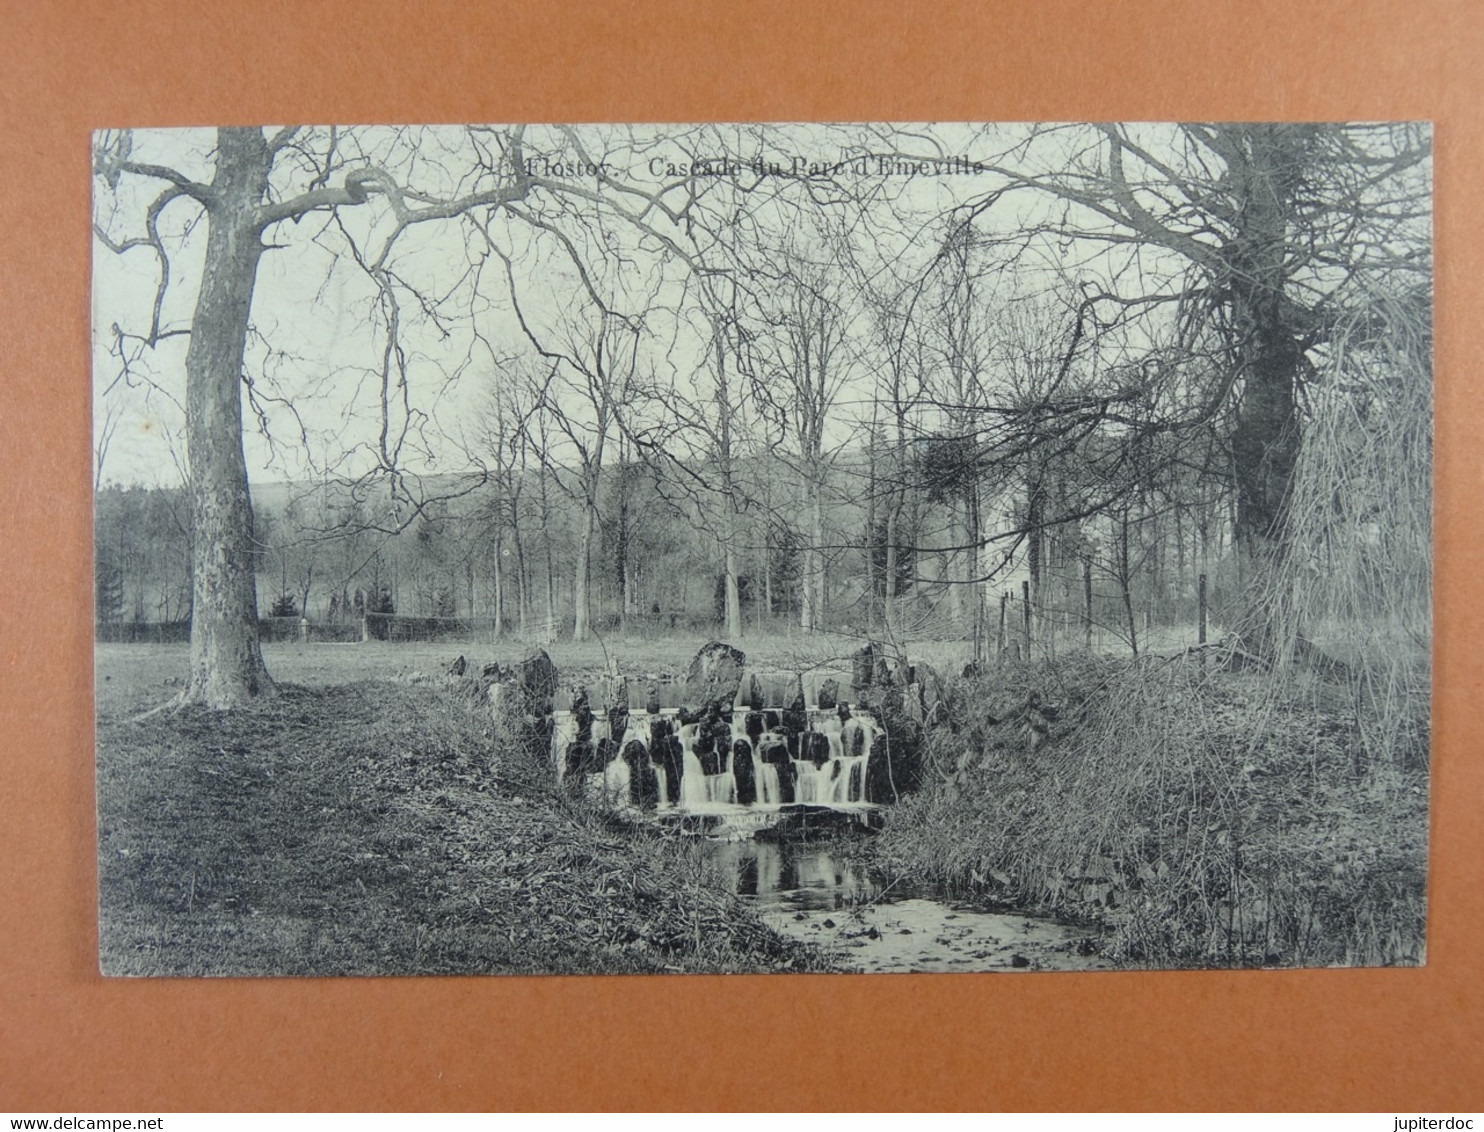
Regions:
[[1222, 126, 1307, 660], [181, 128, 274, 708]]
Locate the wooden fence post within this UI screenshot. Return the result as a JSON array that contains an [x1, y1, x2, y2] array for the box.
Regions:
[[1022, 578, 1032, 657], [1198, 572, 1208, 645], [1084, 558, 1094, 652]]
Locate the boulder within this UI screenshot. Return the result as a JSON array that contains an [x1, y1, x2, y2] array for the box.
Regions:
[[739, 673, 764, 710], [752, 674, 793, 708], [570, 686, 594, 742], [696, 710, 733, 775], [757, 737, 798, 802], [788, 674, 808, 713], [732, 738, 758, 804], [517, 648, 559, 712], [649, 717, 685, 800], [873, 654, 899, 687], [683, 641, 746, 711], [800, 731, 832, 768], [622, 740, 661, 808]]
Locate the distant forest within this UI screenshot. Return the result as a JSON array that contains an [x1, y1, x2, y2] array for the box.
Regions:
[[99, 432, 1260, 653]]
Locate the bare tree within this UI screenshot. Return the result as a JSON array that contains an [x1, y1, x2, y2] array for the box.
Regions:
[[916, 122, 1431, 658], [93, 126, 554, 704]]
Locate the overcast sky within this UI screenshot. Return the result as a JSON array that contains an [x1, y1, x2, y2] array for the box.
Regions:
[[89, 122, 1272, 491]]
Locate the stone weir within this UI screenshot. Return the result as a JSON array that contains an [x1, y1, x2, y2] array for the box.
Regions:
[[541, 642, 896, 813]]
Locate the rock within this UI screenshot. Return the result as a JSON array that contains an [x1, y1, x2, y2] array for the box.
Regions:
[[571, 687, 594, 742], [817, 677, 839, 710], [743, 712, 768, 742], [873, 653, 899, 688], [788, 674, 808, 713], [732, 738, 757, 804], [852, 644, 877, 692], [781, 692, 809, 743], [564, 740, 598, 781], [739, 673, 764, 710], [607, 692, 630, 749], [517, 648, 558, 712], [800, 731, 832, 767], [752, 674, 793, 708], [757, 737, 797, 802], [622, 740, 660, 808], [684, 641, 746, 711], [696, 711, 732, 775], [447, 655, 467, 677], [649, 717, 684, 800], [1010, 953, 1031, 968]]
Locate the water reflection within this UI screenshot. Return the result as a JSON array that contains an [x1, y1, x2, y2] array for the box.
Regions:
[[706, 839, 882, 912], [703, 836, 1109, 972]]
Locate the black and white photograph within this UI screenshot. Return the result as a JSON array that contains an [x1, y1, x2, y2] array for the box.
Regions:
[[91, 122, 1432, 976]]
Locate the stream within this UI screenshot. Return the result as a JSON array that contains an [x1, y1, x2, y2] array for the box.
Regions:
[[550, 677, 1109, 972], [702, 831, 1110, 973]]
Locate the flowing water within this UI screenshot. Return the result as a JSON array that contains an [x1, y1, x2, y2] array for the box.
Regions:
[[550, 671, 1106, 972], [554, 704, 884, 809], [705, 836, 1109, 973]]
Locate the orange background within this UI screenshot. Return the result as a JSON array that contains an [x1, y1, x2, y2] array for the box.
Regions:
[[2, 0, 1480, 1112]]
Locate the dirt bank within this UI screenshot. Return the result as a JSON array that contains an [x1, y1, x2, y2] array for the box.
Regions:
[[96, 663, 836, 976]]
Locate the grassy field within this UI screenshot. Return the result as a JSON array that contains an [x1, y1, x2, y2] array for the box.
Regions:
[[98, 632, 916, 713], [94, 640, 843, 976], [95, 623, 1209, 717]]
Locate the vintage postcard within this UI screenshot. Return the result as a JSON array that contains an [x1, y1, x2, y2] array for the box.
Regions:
[[92, 123, 1432, 975]]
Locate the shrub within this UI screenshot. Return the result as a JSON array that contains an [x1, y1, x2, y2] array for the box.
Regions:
[[877, 651, 1428, 968]]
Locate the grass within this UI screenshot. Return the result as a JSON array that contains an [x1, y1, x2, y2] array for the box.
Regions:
[[872, 650, 1430, 969], [95, 643, 838, 976], [97, 632, 903, 714]]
